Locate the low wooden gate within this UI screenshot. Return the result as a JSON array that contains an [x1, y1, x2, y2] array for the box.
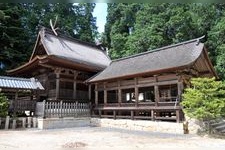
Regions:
[[36, 100, 90, 118]]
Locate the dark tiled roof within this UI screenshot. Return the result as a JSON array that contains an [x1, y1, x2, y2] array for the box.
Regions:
[[0, 76, 44, 90], [34, 28, 111, 69], [88, 38, 205, 82]]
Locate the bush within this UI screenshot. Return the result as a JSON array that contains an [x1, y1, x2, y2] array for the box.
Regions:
[[182, 77, 225, 121], [0, 92, 9, 117]]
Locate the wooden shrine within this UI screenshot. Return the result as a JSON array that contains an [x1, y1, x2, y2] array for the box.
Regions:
[[8, 27, 111, 102], [87, 37, 218, 122]]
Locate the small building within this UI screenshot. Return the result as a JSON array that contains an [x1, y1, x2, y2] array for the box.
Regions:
[[8, 27, 111, 102], [87, 37, 217, 122], [0, 76, 44, 115]]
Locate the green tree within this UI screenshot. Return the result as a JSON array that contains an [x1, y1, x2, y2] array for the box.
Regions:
[[208, 16, 225, 79], [125, 4, 169, 56], [22, 3, 97, 43], [182, 78, 225, 120], [0, 3, 30, 75], [104, 3, 225, 80], [74, 3, 97, 42], [0, 3, 98, 75], [0, 92, 8, 117], [104, 3, 141, 59]]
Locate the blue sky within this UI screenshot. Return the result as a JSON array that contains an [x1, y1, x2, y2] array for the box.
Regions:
[[93, 3, 107, 33]]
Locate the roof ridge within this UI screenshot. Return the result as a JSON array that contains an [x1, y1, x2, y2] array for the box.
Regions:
[[112, 36, 205, 62], [40, 27, 102, 50], [0, 76, 32, 81]]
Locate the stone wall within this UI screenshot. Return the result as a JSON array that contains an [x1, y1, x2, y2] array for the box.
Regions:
[[37, 117, 201, 134], [37, 117, 90, 129], [91, 118, 200, 134]]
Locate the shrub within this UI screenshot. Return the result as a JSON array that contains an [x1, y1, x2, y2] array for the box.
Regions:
[[182, 77, 225, 121], [0, 92, 9, 117]]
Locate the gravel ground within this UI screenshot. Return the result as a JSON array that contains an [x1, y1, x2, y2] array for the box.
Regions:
[[0, 127, 224, 150]]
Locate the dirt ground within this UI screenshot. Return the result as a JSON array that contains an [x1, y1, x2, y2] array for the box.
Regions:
[[0, 127, 224, 150]]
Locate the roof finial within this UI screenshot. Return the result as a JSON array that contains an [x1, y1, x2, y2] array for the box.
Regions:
[[50, 15, 59, 36], [196, 35, 205, 45]]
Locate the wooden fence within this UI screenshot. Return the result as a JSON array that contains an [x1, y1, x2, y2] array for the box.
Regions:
[[36, 101, 90, 118]]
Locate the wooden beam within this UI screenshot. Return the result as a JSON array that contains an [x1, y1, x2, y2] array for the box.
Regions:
[[95, 83, 98, 105], [96, 79, 179, 91], [59, 78, 83, 83]]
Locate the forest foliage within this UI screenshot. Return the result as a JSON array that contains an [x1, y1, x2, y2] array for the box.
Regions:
[[103, 3, 225, 80], [1, 3, 225, 81], [0, 3, 97, 75]]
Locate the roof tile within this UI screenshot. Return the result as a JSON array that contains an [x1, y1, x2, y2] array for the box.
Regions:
[[89, 38, 204, 82], [0, 76, 44, 90]]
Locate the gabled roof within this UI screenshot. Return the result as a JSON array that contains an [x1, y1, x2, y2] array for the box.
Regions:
[[88, 37, 217, 83], [32, 28, 111, 69], [0, 76, 44, 90], [8, 27, 111, 75]]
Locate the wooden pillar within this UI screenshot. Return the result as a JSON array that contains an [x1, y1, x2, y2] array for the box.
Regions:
[[12, 119, 16, 129], [13, 91, 18, 116], [30, 90, 33, 101], [134, 78, 139, 107], [15, 91, 18, 100], [113, 110, 116, 120], [154, 75, 159, 106], [4, 116, 10, 130], [176, 110, 180, 123], [73, 81, 77, 99], [151, 110, 155, 121], [55, 71, 60, 100], [36, 90, 40, 102], [73, 72, 78, 100], [95, 83, 98, 105], [177, 81, 184, 101], [99, 110, 102, 118], [131, 110, 134, 120], [104, 82, 107, 105], [118, 81, 122, 106], [27, 117, 32, 128], [88, 84, 92, 101]]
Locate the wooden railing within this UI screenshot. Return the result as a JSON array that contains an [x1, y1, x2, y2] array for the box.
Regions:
[[36, 101, 90, 118], [96, 101, 178, 108]]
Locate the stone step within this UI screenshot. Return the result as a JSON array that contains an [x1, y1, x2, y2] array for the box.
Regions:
[[215, 124, 225, 131], [221, 129, 225, 133], [211, 121, 225, 127], [209, 119, 222, 124]]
